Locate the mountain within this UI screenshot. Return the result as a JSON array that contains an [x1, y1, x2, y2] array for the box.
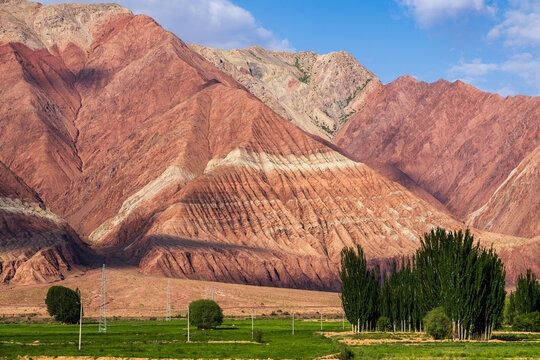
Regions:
[[191, 45, 381, 140], [0, 0, 537, 288], [0, 161, 88, 284], [335, 76, 540, 239], [468, 144, 540, 238]]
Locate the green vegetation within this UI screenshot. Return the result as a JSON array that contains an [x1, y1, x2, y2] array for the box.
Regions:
[[45, 286, 81, 324], [0, 319, 343, 359], [320, 122, 337, 135], [506, 269, 540, 328], [247, 50, 262, 61], [512, 312, 540, 331], [340, 228, 507, 340], [1, 319, 539, 359], [188, 299, 223, 329], [253, 328, 264, 343], [342, 78, 372, 108], [424, 307, 452, 340], [294, 57, 310, 83], [415, 228, 506, 340], [377, 316, 392, 332], [339, 245, 380, 331]]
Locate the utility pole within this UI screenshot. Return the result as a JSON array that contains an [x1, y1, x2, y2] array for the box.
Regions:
[[187, 307, 190, 343], [292, 312, 295, 335], [251, 310, 254, 339], [166, 279, 171, 321], [320, 313, 323, 330], [78, 297, 83, 350], [98, 264, 107, 333], [342, 313, 345, 330]]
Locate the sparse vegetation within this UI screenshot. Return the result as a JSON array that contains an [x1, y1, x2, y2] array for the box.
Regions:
[[294, 57, 310, 83], [342, 78, 372, 108], [248, 50, 263, 61]]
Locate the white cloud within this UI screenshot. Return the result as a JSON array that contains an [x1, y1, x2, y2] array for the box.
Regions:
[[448, 58, 498, 77], [40, 0, 293, 51], [488, 2, 540, 47], [398, 0, 496, 27], [447, 53, 540, 94]]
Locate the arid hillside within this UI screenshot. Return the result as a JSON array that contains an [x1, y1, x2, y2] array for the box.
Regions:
[[335, 76, 540, 239], [0, 0, 537, 289], [0, 161, 89, 284], [191, 45, 381, 140]]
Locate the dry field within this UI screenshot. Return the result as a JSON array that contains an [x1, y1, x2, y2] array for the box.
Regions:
[[0, 266, 341, 318]]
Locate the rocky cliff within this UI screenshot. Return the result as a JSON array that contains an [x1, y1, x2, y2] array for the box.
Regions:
[[0, 161, 88, 284], [191, 45, 381, 140]]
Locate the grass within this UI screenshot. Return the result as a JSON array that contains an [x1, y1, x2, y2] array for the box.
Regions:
[[0, 319, 344, 359], [1, 319, 539, 359], [351, 341, 540, 359]]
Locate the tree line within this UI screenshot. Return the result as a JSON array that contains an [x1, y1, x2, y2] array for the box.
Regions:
[[340, 227, 507, 340]]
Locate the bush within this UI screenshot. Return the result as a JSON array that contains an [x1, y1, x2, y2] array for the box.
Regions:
[[377, 316, 392, 332], [253, 329, 264, 343], [513, 312, 540, 332], [45, 286, 80, 324], [189, 299, 223, 329], [424, 307, 452, 339], [335, 344, 355, 360]]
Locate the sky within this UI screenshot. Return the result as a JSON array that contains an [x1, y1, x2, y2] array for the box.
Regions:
[[41, 0, 540, 97]]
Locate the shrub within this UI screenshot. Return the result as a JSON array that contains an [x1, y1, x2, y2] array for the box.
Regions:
[[377, 316, 392, 332], [189, 299, 223, 329], [513, 312, 540, 332], [424, 307, 452, 339], [45, 286, 80, 324], [335, 344, 355, 360], [253, 329, 264, 343]]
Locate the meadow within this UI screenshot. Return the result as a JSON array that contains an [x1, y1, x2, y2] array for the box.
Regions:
[[1, 318, 539, 359]]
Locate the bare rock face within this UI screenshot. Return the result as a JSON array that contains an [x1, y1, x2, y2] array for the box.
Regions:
[[468, 145, 540, 238], [0, 162, 88, 284], [335, 76, 540, 238], [0, 1, 536, 288], [190, 45, 382, 140]]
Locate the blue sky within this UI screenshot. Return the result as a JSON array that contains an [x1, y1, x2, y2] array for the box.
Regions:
[[41, 0, 540, 97]]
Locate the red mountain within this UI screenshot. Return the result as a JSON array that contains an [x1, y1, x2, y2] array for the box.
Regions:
[[0, 1, 537, 288], [335, 76, 540, 239]]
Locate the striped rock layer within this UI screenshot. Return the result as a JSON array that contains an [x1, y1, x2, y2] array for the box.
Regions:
[[0, 1, 537, 287], [0, 161, 88, 284]]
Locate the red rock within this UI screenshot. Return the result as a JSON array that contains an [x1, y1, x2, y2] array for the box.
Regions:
[[335, 76, 540, 237], [0, 1, 537, 288], [0, 161, 88, 284]]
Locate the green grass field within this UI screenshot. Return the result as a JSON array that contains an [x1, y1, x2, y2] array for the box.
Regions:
[[1, 318, 539, 359]]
